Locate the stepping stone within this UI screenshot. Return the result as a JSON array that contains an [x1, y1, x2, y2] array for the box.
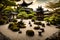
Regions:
[[18, 31, 22, 33], [42, 23, 45, 27], [40, 28, 45, 32], [38, 30, 42, 36]]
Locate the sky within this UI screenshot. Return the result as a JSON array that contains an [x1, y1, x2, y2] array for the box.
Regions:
[[16, 0, 59, 11]]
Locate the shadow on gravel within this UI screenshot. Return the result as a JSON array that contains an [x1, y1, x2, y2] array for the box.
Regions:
[[0, 32, 11, 40]]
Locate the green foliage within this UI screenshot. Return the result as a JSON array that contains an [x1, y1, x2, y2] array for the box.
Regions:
[[45, 0, 60, 25], [0, 19, 5, 25], [17, 11, 28, 19], [44, 17, 50, 22], [0, 0, 16, 13], [44, 13, 60, 24], [2, 12, 8, 16], [2, 16, 8, 20], [16, 7, 25, 13], [2, 16, 9, 23], [17, 10, 36, 19], [3, 6, 15, 12], [31, 16, 37, 22], [0, 4, 3, 8], [28, 14, 34, 19], [8, 22, 19, 32], [8, 22, 14, 29], [0, 0, 16, 23], [17, 7, 36, 19], [49, 14, 60, 24], [8, 20, 26, 32], [12, 19, 17, 22], [0, 0, 16, 6], [26, 30, 34, 37]]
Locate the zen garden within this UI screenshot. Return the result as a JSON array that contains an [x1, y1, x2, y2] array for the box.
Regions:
[[0, 0, 60, 40]]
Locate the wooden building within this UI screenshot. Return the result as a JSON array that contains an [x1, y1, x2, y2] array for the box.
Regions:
[[36, 6, 44, 21]]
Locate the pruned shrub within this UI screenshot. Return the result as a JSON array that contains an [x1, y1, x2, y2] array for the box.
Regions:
[[28, 14, 34, 19], [13, 27, 19, 31], [8, 22, 19, 32], [34, 26, 40, 30], [12, 19, 17, 22], [50, 21, 56, 25], [31, 19, 35, 22], [3, 16, 8, 20], [11, 26, 19, 32], [31, 16, 36, 22], [0, 19, 5, 25], [44, 14, 60, 25], [8, 22, 14, 29], [26, 30, 34, 37]]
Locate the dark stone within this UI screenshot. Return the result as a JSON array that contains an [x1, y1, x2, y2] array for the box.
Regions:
[[26, 30, 34, 37], [46, 22, 50, 26], [18, 31, 22, 33], [38, 31, 42, 36], [40, 28, 45, 32], [42, 23, 45, 27]]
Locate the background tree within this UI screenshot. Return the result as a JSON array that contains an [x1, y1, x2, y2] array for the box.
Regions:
[[0, 0, 18, 24], [10, 0, 21, 2], [0, 0, 16, 12], [46, 0, 60, 10], [45, 0, 60, 25]]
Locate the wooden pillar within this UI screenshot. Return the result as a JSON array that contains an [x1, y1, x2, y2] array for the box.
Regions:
[[13, 14, 14, 19]]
